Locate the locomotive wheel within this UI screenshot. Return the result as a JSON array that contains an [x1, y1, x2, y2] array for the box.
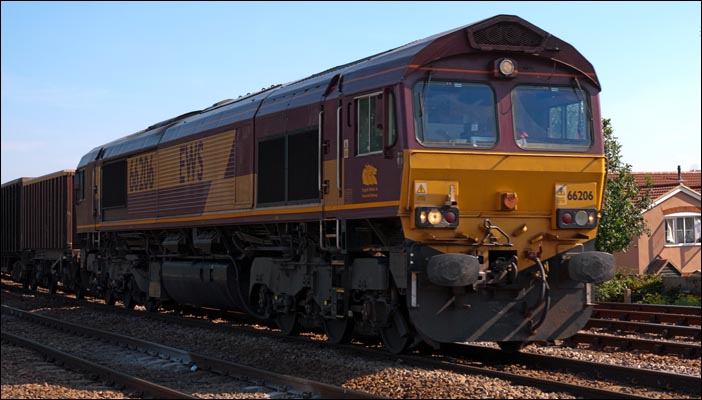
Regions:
[[104, 289, 116, 306], [380, 309, 412, 354], [323, 317, 354, 344], [48, 274, 58, 294], [75, 284, 86, 300], [145, 297, 160, 312], [124, 293, 136, 309], [275, 312, 300, 336], [123, 278, 137, 309], [497, 341, 526, 353]]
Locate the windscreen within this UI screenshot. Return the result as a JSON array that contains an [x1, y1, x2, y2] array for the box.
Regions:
[[413, 81, 497, 148], [512, 85, 591, 151]]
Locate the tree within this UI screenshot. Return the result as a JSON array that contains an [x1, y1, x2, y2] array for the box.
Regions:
[[596, 118, 653, 254]]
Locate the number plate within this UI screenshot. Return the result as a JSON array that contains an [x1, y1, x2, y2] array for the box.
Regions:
[[555, 182, 597, 208]]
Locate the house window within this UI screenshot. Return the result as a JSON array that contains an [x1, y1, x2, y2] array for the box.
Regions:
[[664, 213, 701, 245]]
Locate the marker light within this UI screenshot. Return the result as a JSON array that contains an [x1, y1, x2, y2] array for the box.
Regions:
[[561, 212, 573, 225], [495, 58, 518, 78], [499, 59, 515, 76], [444, 211, 457, 224]]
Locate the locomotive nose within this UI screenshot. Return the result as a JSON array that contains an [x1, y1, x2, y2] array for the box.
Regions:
[[426, 253, 481, 286]]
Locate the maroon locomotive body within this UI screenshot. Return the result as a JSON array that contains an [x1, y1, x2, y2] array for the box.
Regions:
[[3, 15, 615, 353]]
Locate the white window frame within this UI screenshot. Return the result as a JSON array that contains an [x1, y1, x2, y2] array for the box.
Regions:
[[664, 212, 701, 246]]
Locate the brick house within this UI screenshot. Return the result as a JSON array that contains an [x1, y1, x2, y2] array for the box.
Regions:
[[612, 167, 701, 276]]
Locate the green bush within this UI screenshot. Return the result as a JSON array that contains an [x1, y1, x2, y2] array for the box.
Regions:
[[672, 294, 702, 306], [595, 273, 701, 306]]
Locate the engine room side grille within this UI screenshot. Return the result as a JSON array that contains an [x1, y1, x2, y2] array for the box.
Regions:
[[467, 17, 549, 53]]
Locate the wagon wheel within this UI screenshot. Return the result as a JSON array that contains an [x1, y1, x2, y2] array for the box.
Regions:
[[380, 309, 412, 354], [11, 261, 23, 282], [323, 317, 354, 345], [497, 341, 526, 353], [24, 270, 38, 291], [275, 312, 300, 336]]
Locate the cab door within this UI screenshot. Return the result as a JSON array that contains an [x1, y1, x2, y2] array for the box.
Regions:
[[320, 75, 344, 208], [342, 87, 400, 205]]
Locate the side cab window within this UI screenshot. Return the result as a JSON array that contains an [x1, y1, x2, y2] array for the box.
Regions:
[[74, 169, 86, 204], [356, 91, 396, 156]]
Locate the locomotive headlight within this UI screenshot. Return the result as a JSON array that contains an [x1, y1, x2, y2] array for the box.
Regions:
[[427, 209, 443, 225], [574, 210, 589, 226]]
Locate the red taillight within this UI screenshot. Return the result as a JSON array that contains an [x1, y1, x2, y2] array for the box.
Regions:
[[444, 211, 456, 223], [561, 212, 573, 225]]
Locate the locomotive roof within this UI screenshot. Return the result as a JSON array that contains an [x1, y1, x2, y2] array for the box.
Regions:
[[79, 14, 598, 167]]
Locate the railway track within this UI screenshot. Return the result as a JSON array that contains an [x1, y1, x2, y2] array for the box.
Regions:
[[1, 304, 377, 399], [2, 281, 699, 399], [570, 302, 702, 357], [585, 318, 701, 340], [566, 331, 701, 358], [594, 302, 702, 316]]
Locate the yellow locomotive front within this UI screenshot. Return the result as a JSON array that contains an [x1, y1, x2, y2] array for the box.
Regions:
[[394, 19, 615, 350]]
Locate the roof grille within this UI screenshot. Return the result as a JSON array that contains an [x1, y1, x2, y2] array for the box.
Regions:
[[468, 20, 547, 52]]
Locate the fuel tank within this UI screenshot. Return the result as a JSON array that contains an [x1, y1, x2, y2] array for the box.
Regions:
[[161, 261, 244, 309]]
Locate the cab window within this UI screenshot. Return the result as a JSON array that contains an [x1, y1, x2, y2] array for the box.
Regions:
[[356, 94, 383, 155], [512, 85, 592, 151], [413, 81, 497, 148]]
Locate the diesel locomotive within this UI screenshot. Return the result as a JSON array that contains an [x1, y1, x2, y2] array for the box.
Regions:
[[1, 15, 615, 353]]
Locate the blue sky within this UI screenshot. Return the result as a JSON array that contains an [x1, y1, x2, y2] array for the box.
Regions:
[[2, 1, 700, 183]]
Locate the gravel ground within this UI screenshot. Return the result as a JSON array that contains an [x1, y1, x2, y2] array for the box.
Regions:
[[1, 343, 137, 399]]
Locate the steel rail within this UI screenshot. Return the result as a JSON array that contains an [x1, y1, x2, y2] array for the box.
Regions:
[[1, 304, 379, 399], [592, 309, 701, 326], [586, 318, 701, 340], [441, 342, 701, 396], [1, 332, 196, 399], [567, 332, 701, 358], [595, 302, 701, 316]]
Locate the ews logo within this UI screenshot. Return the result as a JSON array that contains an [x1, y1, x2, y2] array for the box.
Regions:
[[179, 141, 204, 183]]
